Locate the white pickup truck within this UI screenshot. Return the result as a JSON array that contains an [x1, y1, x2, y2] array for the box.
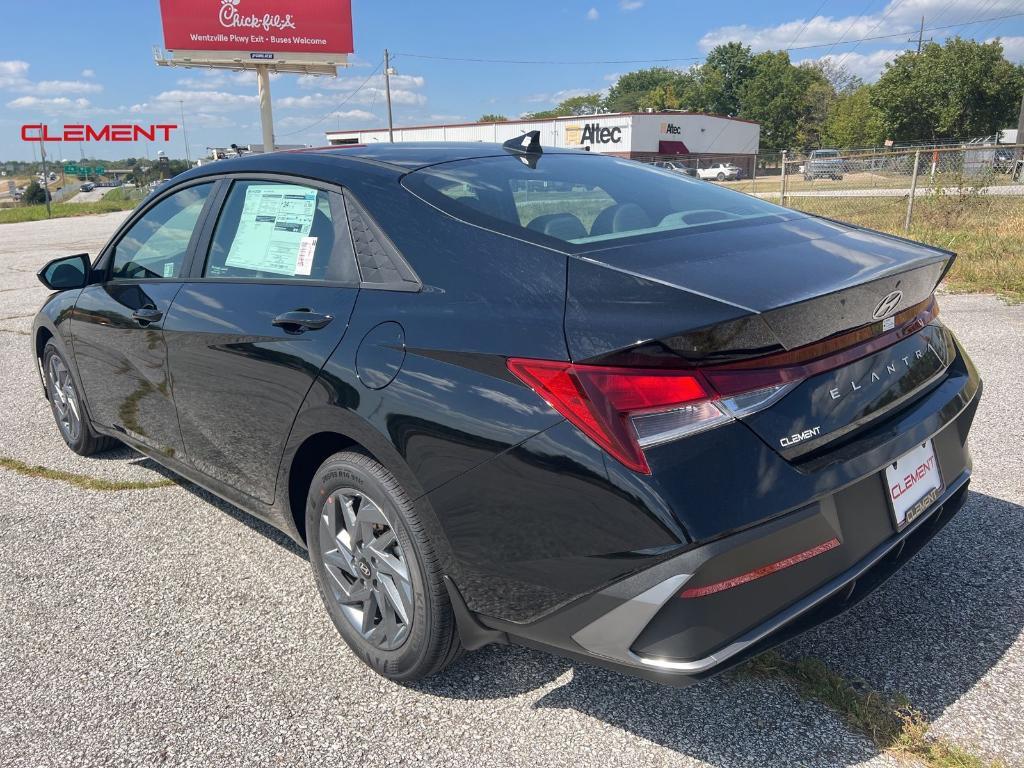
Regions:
[[696, 163, 742, 181]]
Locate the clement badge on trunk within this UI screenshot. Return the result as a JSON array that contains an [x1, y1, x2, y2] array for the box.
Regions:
[[872, 290, 903, 320]]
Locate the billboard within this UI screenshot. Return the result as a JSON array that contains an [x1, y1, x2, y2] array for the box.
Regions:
[[159, 0, 354, 57]]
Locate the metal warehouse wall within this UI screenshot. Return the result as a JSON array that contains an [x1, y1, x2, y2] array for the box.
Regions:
[[326, 113, 760, 159]]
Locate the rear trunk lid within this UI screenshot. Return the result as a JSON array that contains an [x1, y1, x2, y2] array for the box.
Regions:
[[565, 214, 955, 456]]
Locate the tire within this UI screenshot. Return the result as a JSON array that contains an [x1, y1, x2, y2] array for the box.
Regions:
[[716, 172, 725, 181], [42, 340, 117, 456], [306, 450, 462, 682]]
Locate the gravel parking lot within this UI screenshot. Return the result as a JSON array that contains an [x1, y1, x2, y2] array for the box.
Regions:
[[1, 212, 1021, 767]]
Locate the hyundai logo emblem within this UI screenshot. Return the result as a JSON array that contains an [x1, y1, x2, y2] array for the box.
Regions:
[[872, 290, 903, 320]]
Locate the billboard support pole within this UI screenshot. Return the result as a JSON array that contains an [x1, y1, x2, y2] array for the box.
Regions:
[[257, 64, 275, 154]]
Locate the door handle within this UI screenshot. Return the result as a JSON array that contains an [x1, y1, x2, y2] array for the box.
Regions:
[[132, 307, 163, 324], [272, 310, 334, 333]]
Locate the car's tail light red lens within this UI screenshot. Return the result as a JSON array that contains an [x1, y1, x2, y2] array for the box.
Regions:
[[508, 360, 727, 474]]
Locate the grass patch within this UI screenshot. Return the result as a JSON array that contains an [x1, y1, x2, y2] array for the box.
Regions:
[[0, 456, 174, 491], [0, 193, 140, 225], [743, 651, 1003, 767], [788, 196, 1024, 302]]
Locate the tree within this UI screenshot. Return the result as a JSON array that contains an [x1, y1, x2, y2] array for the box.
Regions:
[[737, 51, 819, 150], [477, 114, 507, 122], [524, 92, 606, 119], [695, 42, 755, 116], [23, 181, 49, 205], [605, 68, 680, 112], [822, 85, 885, 148], [872, 37, 1024, 142]]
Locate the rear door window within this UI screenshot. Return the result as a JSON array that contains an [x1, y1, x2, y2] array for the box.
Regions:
[[202, 180, 357, 283]]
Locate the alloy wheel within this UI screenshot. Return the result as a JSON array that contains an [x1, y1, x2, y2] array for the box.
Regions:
[[48, 354, 82, 443], [319, 488, 414, 651]]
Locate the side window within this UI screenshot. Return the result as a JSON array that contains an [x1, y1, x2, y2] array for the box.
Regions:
[[203, 180, 356, 283], [111, 183, 213, 280]]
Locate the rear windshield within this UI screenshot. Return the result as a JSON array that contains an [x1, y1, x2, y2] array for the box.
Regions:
[[402, 154, 785, 250], [812, 150, 840, 158]]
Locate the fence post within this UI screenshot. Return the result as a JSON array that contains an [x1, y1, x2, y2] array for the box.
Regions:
[[780, 150, 788, 207], [904, 149, 921, 234]]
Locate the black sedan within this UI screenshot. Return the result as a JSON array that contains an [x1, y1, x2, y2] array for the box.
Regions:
[[32, 134, 981, 685]]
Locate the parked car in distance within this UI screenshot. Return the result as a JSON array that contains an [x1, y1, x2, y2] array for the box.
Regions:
[[804, 149, 845, 180], [32, 135, 980, 687], [696, 162, 742, 181], [79, 182, 95, 192], [652, 160, 698, 177]]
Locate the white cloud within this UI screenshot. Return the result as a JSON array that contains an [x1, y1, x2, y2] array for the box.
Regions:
[[586, 7, 599, 21], [32, 80, 103, 95], [0, 60, 30, 89], [5, 96, 91, 112], [81, 68, 95, 78], [150, 89, 259, 112], [1, 61, 101, 96], [296, 72, 427, 106], [619, 0, 644, 9], [429, 114, 465, 121], [700, 0, 1021, 53], [806, 48, 906, 81], [991, 35, 1024, 63]]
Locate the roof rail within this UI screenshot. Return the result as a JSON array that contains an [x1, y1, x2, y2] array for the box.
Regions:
[[503, 130, 542, 155]]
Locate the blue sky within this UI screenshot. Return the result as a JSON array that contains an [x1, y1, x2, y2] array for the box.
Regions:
[[2, 0, 1022, 161]]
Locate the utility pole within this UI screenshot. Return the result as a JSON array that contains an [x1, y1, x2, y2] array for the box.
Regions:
[[916, 16, 925, 54], [179, 100, 191, 165], [384, 49, 394, 143], [39, 140, 51, 218]]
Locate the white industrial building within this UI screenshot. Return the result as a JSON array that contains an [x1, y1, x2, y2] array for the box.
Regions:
[[325, 112, 760, 172]]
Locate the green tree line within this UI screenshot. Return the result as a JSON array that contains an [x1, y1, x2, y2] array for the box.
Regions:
[[480, 37, 1024, 151]]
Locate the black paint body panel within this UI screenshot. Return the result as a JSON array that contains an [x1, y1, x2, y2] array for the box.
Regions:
[[30, 144, 982, 684]]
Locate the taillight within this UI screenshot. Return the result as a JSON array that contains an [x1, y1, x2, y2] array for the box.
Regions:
[[507, 359, 795, 474]]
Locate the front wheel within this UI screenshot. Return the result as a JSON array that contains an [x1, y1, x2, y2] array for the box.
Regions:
[[306, 450, 462, 682], [42, 341, 117, 456], [716, 172, 726, 181]]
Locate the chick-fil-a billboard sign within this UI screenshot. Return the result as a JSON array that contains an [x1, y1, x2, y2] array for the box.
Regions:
[[159, 0, 354, 56]]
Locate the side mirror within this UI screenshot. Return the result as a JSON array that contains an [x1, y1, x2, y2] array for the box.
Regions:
[[37, 253, 91, 291]]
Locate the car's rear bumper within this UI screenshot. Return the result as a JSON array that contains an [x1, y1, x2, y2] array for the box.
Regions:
[[481, 382, 979, 685]]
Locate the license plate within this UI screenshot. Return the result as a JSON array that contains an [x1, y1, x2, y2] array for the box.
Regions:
[[884, 439, 943, 530]]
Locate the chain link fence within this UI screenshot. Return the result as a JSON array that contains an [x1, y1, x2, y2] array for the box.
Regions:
[[643, 142, 1023, 236]]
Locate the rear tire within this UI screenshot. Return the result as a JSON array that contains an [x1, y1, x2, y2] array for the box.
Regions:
[[306, 450, 462, 682], [716, 172, 726, 181], [42, 341, 117, 456]]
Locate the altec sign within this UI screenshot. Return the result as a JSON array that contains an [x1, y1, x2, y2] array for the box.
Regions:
[[159, 0, 354, 55], [21, 124, 178, 142]]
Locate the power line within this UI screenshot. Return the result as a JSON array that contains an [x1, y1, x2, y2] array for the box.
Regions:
[[277, 59, 384, 138], [394, 52, 703, 65], [785, 0, 832, 50], [830, 0, 908, 70], [394, 12, 1024, 66], [818, 0, 879, 61]]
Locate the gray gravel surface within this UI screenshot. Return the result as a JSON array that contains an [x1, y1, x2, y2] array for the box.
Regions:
[[0, 213, 1021, 767]]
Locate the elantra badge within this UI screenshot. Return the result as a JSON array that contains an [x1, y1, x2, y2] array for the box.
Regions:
[[872, 290, 903, 320]]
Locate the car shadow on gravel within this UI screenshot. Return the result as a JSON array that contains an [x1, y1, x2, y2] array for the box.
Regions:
[[412, 490, 1023, 767], [121, 452, 309, 559]]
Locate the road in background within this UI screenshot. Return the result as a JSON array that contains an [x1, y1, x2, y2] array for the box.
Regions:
[[0, 213, 1021, 767]]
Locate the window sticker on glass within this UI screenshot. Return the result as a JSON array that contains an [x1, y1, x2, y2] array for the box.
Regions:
[[294, 236, 317, 276], [224, 184, 318, 275]]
